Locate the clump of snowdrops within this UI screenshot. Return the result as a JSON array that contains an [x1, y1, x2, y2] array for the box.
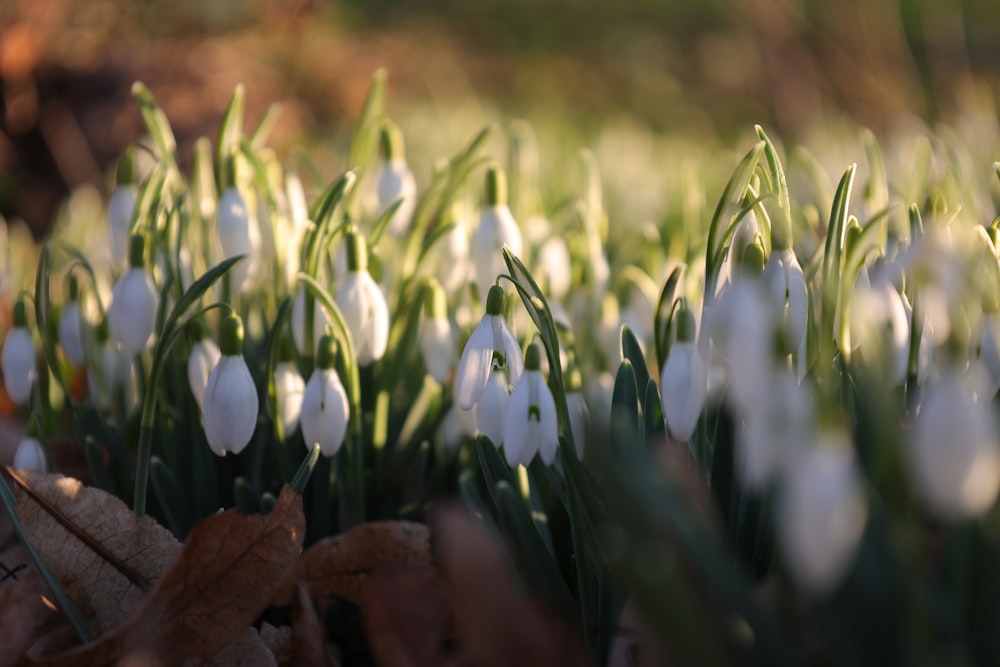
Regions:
[[4, 70, 1000, 664]]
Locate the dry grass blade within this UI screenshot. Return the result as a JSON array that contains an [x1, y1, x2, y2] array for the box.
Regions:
[[274, 521, 430, 605], [6, 467, 181, 636]]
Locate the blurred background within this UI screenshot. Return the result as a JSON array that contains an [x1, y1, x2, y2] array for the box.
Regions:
[[0, 0, 997, 236]]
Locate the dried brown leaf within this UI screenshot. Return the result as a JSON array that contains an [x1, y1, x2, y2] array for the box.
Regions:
[[433, 506, 590, 667], [6, 467, 181, 636], [45, 486, 305, 666], [0, 572, 50, 665], [201, 627, 278, 667], [291, 583, 337, 667], [361, 564, 460, 667], [274, 521, 430, 605]]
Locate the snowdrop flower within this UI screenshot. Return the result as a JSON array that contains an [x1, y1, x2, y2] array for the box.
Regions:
[[186, 319, 221, 410], [660, 303, 706, 441], [502, 344, 559, 467], [12, 433, 46, 471], [108, 234, 158, 355], [3, 299, 36, 405], [476, 367, 510, 446], [455, 284, 524, 410], [537, 236, 572, 300], [291, 287, 333, 357], [216, 161, 261, 293], [565, 363, 588, 460], [849, 273, 910, 383], [471, 165, 522, 291], [777, 436, 867, 594], [274, 335, 305, 438], [375, 121, 417, 236], [107, 151, 137, 265], [336, 229, 389, 365], [87, 320, 122, 408], [762, 247, 809, 353], [440, 402, 478, 451], [202, 315, 258, 456], [419, 280, 456, 384], [738, 369, 814, 490], [300, 335, 350, 457], [909, 372, 1000, 518], [58, 274, 86, 367]]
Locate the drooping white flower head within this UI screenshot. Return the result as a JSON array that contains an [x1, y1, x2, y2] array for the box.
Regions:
[[336, 229, 389, 365], [761, 246, 809, 354], [292, 287, 333, 357], [107, 151, 137, 266], [2, 299, 36, 405], [471, 165, 523, 291], [216, 161, 261, 293], [419, 280, 456, 384], [375, 121, 417, 236], [202, 315, 259, 457], [848, 271, 911, 384], [909, 372, 1000, 518], [660, 303, 707, 442], [454, 284, 524, 410], [12, 435, 46, 471], [186, 319, 221, 411], [777, 435, 867, 594], [58, 274, 87, 367], [108, 234, 159, 355], [274, 335, 306, 438], [502, 344, 559, 467], [300, 335, 350, 457], [476, 367, 510, 446]]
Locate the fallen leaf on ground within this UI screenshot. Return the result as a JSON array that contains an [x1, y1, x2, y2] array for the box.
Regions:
[[6, 467, 181, 636], [362, 564, 461, 667], [433, 505, 590, 667], [0, 571, 50, 664], [40, 485, 305, 665], [274, 521, 430, 605], [292, 583, 338, 667]]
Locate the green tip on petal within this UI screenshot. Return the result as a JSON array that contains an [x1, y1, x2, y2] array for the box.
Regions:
[[278, 334, 296, 363], [66, 273, 80, 302], [95, 318, 110, 343], [223, 152, 242, 191], [116, 147, 135, 186], [486, 165, 507, 207], [379, 120, 405, 161], [486, 284, 505, 316], [525, 343, 542, 371], [740, 238, 766, 277], [676, 305, 697, 343], [219, 314, 245, 356], [424, 280, 448, 319], [345, 228, 367, 273], [128, 234, 145, 269], [13, 299, 27, 328], [186, 317, 210, 343], [316, 334, 337, 369]]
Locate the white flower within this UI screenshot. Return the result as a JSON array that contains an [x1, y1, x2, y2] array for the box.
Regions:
[[107, 181, 137, 265], [471, 166, 522, 291], [12, 436, 46, 471], [2, 300, 36, 405], [292, 287, 333, 357], [537, 236, 572, 299], [58, 275, 86, 367], [454, 284, 524, 410], [336, 230, 389, 365], [909, 372, 1000, 518], [108, 235, 158, 355], [300, 335, 350, 457], [274, 334, 305, 437], [419, 281, 455, 383], [375, 121, 417, 235], [660, 305, 706, 441], [777, 437, 867, 594], [202, 315, 258, 456], [476, 368, 510, 446], [502, 344, 559, 467], [762, 247, 809, 353], [848, 274, 910, 383], [217, 184, 261, 292], [440, 403, 478, 450], [186, 323, 221, 410]]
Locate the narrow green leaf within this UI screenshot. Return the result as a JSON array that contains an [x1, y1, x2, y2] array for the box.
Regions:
[[654, 264, 685, 372], [476, 436, 515, 510], [131, 82, 177, 167], [369, 198, 405, 246], [250, 102, 282, 149], [215, 84, 245, 189], [611, 359, 640, 444], [755, 126, 792, 249], [643, 378, 665, 441], [291, 444, 322, 493], [619, 325, 650, 394]]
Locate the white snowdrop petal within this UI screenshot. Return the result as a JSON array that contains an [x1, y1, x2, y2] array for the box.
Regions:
[[471, 205, 522, 290], [202, 356, 259, 456], [107, 185, 137, 264], [376, 160, 417, 235], [497, 317, 524, 385], [502, 375, 535, 466], [475, 369, 509, 446], [2, 328, 36, 405], [419, 317, 456, 383], [291, 288, 333, 356], [275, 362, 306, 436], [108, 269, 159, 355], [13, 437, 47, 471], [300, 369, 350, 457], [187, 339, 222, 410], [660, 341, 706, 441], [58, 302, 86, 367], [455, 317, 496, 410]]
